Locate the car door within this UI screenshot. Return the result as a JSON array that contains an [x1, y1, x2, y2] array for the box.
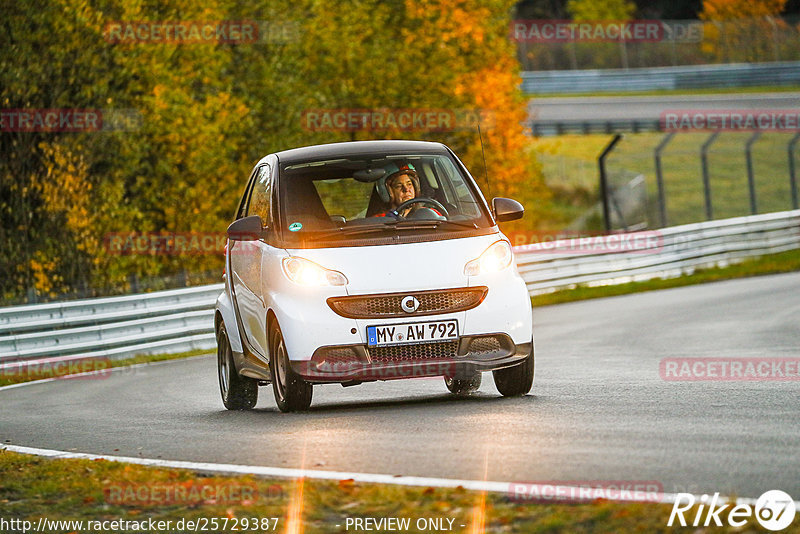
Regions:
[[229, 157, 277, 359]]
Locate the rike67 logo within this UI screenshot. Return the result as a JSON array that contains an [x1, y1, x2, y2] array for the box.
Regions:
[[669, 490, 796, 531]]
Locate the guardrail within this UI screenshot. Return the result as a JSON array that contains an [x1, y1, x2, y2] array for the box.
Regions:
[[0, 210, 798, 367], [529, 118, 662, 136], [0, 284, 222, 367], [515, 209, 800, 294], [521, 61, 800, 94]]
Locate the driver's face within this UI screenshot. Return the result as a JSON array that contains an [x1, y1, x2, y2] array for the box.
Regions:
[[388, 174, 416, 206]]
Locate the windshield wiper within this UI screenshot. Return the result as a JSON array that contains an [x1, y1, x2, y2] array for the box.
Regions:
[[392, 219, 479, 230], [302, 219, 479, 240], [304, 224, 396, 240]]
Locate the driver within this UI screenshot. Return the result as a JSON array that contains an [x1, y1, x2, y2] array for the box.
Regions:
[[373, 165, 442, 218]]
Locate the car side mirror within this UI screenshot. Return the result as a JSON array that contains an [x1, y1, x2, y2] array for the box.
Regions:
[[227, 215, 264, 241], [492, 197, 524, 222]]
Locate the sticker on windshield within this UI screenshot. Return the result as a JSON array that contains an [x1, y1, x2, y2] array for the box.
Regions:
[[288, 222, 303, 232]]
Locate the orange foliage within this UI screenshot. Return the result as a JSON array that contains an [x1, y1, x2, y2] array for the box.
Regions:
[[700, 0, 788, 61], [701, 0, 786, 20], [403, 0, 549, 224]]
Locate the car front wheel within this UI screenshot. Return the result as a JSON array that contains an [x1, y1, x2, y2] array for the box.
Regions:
[[493, 344, 534, 397], [217, 323, 258, 410], [269, 323, 313, 412]]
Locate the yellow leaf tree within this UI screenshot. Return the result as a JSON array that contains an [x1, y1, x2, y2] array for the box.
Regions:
[[700, 0, 788, 62], [297, 0, 550, 228]]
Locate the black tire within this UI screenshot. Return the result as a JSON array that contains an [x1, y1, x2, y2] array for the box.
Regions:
[[269, 323, 313, 412], [444, 372, 482, 395], [217, 323, 258, 410], [493, 344, 534, 397]]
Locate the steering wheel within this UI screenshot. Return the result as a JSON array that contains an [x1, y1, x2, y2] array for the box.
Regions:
[[391, 197, 449, 218]]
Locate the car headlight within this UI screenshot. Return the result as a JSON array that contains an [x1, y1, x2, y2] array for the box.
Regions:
[[282, 257, 348, 286], [464, 240, 513, 276]]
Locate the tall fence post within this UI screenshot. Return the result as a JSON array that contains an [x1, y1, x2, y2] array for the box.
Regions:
[[789, 132, 800, 210], [700, 132, 720, 220], [745, 132, 762, 215], [599, 134, 624, 233], [654, 132, 676, 228], [128, 273, 139, 294]]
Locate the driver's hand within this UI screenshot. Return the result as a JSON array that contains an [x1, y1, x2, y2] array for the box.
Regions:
[[398, 205, 417, 217]]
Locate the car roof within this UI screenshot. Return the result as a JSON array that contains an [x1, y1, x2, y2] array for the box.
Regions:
[[274, 140, 450, 165]]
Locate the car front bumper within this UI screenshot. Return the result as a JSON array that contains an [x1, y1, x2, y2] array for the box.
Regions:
[[290, 337, 532, 383]]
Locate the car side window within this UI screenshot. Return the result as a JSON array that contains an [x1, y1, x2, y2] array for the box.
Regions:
[[246, 164, 273, 227], [235, 170, 257, 220], [435, 158, 480, 217]]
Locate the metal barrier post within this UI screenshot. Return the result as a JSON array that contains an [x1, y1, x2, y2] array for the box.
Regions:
[[700, 132, 720, 220], [654, 132, 676, 227], [789, 133, 800, 210], [598, 134, 624, 232], [745, 132, 762, 215]]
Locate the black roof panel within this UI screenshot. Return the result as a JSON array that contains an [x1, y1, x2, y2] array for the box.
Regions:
[[275, 140, 450, 165]]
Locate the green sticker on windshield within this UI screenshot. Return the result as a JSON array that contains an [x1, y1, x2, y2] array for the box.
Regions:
[[289, 222, 303, 232]]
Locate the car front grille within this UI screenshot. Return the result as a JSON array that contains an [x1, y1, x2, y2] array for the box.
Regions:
[[313, 346, 361, 365], [309, 334, 514, 371], [367, 340, 459, 363], [465, 335, 503, 355], [327, 287, 487, 319]]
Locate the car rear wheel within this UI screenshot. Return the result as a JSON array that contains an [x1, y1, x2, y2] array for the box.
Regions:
[[493, 344, 534, 397], [270, 323, 313, 412], [444, 372, 482, 395], [217, 323, 258, 410]]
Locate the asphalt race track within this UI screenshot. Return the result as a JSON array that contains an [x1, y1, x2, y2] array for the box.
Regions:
[[2, 272, 799, 499], [527, 92, 800, 122]]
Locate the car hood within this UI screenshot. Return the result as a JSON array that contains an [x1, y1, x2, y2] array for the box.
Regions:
[[287, 233, 502, 294]]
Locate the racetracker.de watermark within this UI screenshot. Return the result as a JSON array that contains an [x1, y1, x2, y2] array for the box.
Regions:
[[511, 20, 663, 42], [105, 232, 223, 256], [660, 357, 800, 381], [0, 357, 112, 381], [509, 231, 663, 254], [511, 20, 702, 43], [0, 109, 142, 132], [301, 108, 495, 132], [509, 481, 663, 503], [661, 109, 800, 132], [103, 481, 283, 506], [295, 360, 460, 381], [104, 20, 299, 44]]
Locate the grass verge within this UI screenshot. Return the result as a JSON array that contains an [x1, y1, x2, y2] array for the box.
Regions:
[[532, 248, 800, 307], [0, 449, 769, 533], [534, 130, 800, 229]]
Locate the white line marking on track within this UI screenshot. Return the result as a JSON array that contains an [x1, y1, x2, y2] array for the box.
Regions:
[[2, 444, 789, 507]]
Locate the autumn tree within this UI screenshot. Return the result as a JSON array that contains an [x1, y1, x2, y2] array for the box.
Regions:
[[1, 0, 551, 302], [700, 0, 788, 62], [567, 0, 637, 68], [1, 0, 267, 300], [295, 0, 549, 226], [567, 0, 636, 20], [1, 0, 131, 300]]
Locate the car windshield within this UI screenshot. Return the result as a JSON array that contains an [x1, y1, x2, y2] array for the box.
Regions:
[[278, 153, 492, 246]]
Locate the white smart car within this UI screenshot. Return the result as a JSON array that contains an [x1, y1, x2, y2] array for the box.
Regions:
[[215, 140, 533, 411]]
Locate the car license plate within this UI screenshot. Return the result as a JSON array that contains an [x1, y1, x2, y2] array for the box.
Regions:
[[367, 320, 458, 347]]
